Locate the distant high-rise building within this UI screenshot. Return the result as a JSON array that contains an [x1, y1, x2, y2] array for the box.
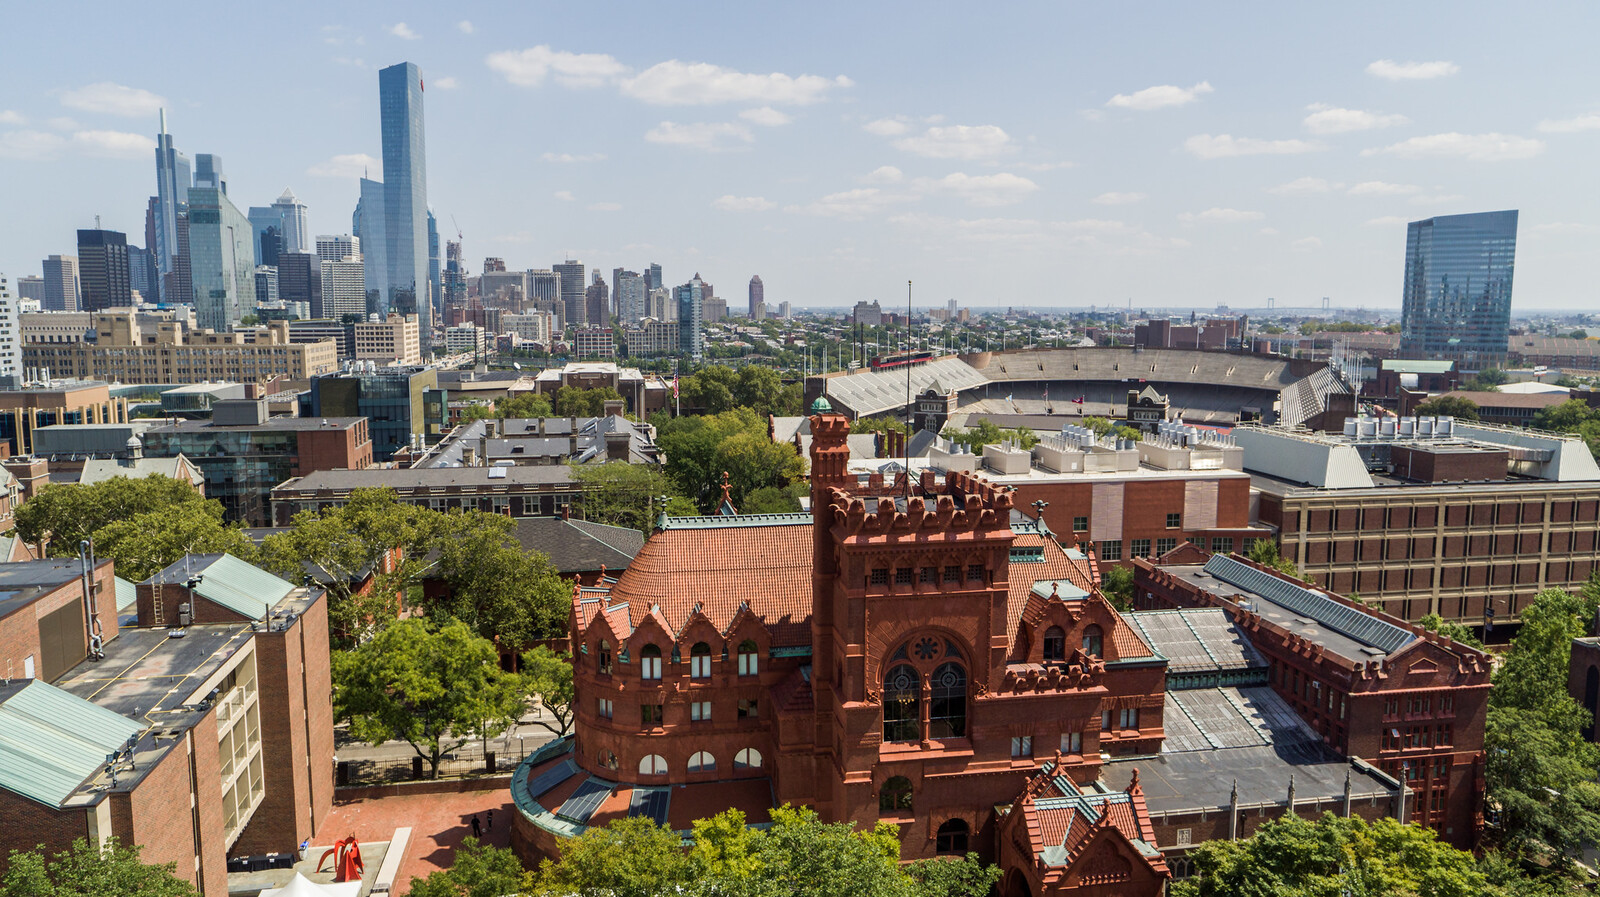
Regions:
[[254, 266, 279, 303], [615, 271, 646, 324], [427, 210, 440, 317], [271, 188, 309, 253], [186, 186, 257, 330], [152, 111, 191, 301], [193, 154, 226, 193], [0, 275, 20, 380], [484, 258, 507, 273], [168, 211, 192, 308], [320, 257, 367, 321], [42, 255, 80, 312], [585, 272, 609, 327], [529, 269, 559, 302], [354, 177, 387, 317], [649, 287, 673, 321], [277, 252, 323, 320], [646, 263, 662, 292], [443, 241, 466, 304], [378, 61, 431, 344], [75, 229, 132, 313], [947, 298, 958, 319], [554, 260, 585, 326], [778, 300, 792, 319], [1400, 210, 1519, 362], [748, 275, 764, 317], [676, 274, 706, 360], [127, 245, 158, 300], [315, 234, 360, 263], [15, 276, 44, 304]]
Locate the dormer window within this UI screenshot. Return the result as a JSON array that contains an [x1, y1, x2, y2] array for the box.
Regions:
[[1043, 626, 1066, 662]]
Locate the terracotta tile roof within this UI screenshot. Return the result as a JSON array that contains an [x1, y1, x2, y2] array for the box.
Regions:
[[1112, 618, 1158, 661], [1005, 533, 1098, 634], [609, 520, 815, 645]]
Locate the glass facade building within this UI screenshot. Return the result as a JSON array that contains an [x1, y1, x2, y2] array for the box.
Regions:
[[1399, 210, 1518, 362], [153, 111, 191, 299], [676, 275, 706, 360], [378, 62, 430, 345], [302, 366, 442, 461], [186, 186, 257, 331], [354, 177, 387, 318]]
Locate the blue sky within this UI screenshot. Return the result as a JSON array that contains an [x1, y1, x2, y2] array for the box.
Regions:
[[2, 2, 1597, 311]]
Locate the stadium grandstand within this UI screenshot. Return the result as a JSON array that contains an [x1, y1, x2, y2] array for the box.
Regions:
[[806, 347, 1354, 430]]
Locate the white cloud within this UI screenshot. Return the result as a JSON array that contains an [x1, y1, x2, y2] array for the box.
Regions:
[[739, 106, 792, 126], [432, 77, 460, 90], [0, 111, 23, 126], [860, 166, 904, 184], [1364, 216, 1408, 227], [306, 152, 380, 178], [863, 116, 909, 136], [1178, 208, 1264, 224], [1184, 134, 1320, 159], [1347, 180, 1419, 196], [1291, 237, 1323, 250], [1106, 81, 1213, 111], [59, 82, 166, 118], [71, 129, 154, 158], [486, 46, 628, 89], [553, 190, 575, 201], [541, 152, 606, 163], [786, 187, 915, 220], [1363, 132, 1544, 162], [918, 172, 1039, 207], [1538, 113, 1600, 133], [712, 195, 776, 212], [1366, 59, 1459, 81], [587, 202, 622, 212], [1267, 177, 1340, 196], [0, 130, 66, 161], [457, 20, 474, 34], [1302, 104, 1408, 134], [387, 22, 420, 40], [621, 60, 850, 106], [893, 124, 1012, 160], [1410, 193, 1465, 204], [1091, 192, 1146, 205], [643, 121, 754, 152]]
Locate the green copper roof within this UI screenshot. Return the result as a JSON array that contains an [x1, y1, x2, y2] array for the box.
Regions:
[[0, 679, 142, 807], [147, 554, 296, 620], [809, 396, 833, 413], [660, 513, 813, 530]]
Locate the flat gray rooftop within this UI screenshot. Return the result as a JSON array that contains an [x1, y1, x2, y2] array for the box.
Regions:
[[55, 624, 252, 719], [1124, 608, 1266, 675], [1103, 743, 1396, 816], [1160, 686, 1317, 753]]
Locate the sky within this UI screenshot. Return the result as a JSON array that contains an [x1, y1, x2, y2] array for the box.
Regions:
[[2, 2, 1599, 312]]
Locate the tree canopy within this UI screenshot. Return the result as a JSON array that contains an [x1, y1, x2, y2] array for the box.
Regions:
[[945, 419, 1038, 452], [420, 512, 572, 647], [653, 407, 806, 513], [678, 365, 802, 417], [521, 647, 575, 738], [1, 837, 198, 897], [553, 385, 624, 418], [91, 499, 256, 582], [1415, 395, 1481, 421], [406, 838, 529, 897], [12, 475, 203, 556], [569, 461, 681, 535], [458, 391, 555, 422]]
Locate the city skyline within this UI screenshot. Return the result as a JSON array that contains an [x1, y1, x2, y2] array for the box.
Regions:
[[3, 3, 1600, 311]]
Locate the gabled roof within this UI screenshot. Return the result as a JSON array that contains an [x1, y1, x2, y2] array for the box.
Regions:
[[1203, 554, 1414, 655], [512, 518, 644, 575], [0, 679, 141, 807], [146, 553, 297, 620]]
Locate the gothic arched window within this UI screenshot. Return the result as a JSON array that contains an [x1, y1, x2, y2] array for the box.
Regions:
[[883, 664, 921, 743], [1082, 625, 1104, 658], [929, 662, 967, 738]]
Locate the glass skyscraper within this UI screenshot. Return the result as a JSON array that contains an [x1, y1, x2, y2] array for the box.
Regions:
[[354, 177, 387, 318], [187, 186, 257, 331], [676, 275, 706, 361], [1399, 210, 1518, 362], [378, 62, 430, 345], [153, 110, 191, 301]]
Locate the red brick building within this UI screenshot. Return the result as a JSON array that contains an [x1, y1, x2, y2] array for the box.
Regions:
[[1132, 550, 1491, 848]]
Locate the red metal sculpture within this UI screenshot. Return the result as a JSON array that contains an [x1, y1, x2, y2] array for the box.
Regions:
[[317, 836, 365, 883]]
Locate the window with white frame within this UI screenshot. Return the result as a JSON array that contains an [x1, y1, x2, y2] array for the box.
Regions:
[[1010, 736, 1033, 759], [691, 701, 711, 721], [737, 639, 759, 676], [1061, 731, 1082, 754], [597, 698, 613, 719], [640, 644, 662, 680], [690, 642, 712, 678]]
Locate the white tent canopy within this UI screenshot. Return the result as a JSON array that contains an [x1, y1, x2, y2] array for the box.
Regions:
[[258, 873, 362, 897]]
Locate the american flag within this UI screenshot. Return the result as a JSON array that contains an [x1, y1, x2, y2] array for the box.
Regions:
[[672, 374, 680, 399]]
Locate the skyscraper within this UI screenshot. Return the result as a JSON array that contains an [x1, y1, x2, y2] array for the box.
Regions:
[[615, 270, 646, 324], [15, 276, 44, 305], [186, 186, 257, 330], [152, 110, 190, 300], [585, 272, 609, 327], [646, 263, 662, 292], [443, 240, 466, 305], [354, 177, 387, 318], [316, 234, 360, 263], [193, 154, 226, 193], [42, 255, 80, 312], [427, 210, 440, 316], [0, 275, 21, 381], [271, 188, 309, 253], [277, 252, 323, 319], [676, 274, 706, 361], [554, 260, 586, 326], [1399, 210, 1518, 362], [128, 245, 158, 300], [378, 62, 430, 344], [76, 229, 132, 312], [748, 274, 764, 317]]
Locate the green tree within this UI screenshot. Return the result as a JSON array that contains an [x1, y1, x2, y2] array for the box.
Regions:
[[654, 408, 806, 513], [1532, 399, 1599, 433], [1415, 395, 1481, 421], [1172, 812, 1485, 897], [333, 618, 528, 778], [1569, 330, 1588, 340], [12, 475, 204, 556], [905, 855, 1002, 897], [554, 385, 624, 417], [680, 366, 739, 415], [1418, 612, 1486, 650], [1082, 416, 1114, 438], [1100, 564, 1133, 611], [732, 365, 800, 417], [853, 416, 909, 436], [1247, 538, 1298, 577], [1, 837, 198, 897], [570, 461, 680, 535], [91, 499, 257, 582], [1463, 367, 1509, 391], [496, 392, 555, 420], [406, 838, 529, 897], [532, 816, 693, 897], [422, 512, 572, 646], [521, 647, 575, 737]]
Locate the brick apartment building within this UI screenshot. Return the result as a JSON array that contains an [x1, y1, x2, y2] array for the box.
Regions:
[[0, 553, 332, 896], [271, 464, 582, 525]]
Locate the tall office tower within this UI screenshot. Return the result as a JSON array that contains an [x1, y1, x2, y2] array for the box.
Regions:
[[1399, 209, 1519, 362], [0, 275, 20, 380], [145, 196, 159, 273], [483, 257, 507, 273], [378, 62, 430, 343], [615, 270, 646, 323], [186, 186, 257, 330], [427, 210, 440, 315], [646, 262, 662, 292], [167, 212, 192, 307], [554, 260, 586, 326], [271, 188, 309, 253], [42, 255, 81, 312], [152, 111, 191, 300], [248, 206, 282, 260], [16, 276, 44, 304], [254, 266, 279, 302], [443, 240, 466, 304], [675, 274, 706, 360], [193, 154, 226, 193], [321, 258, 367, 320], [277, 252, 323, 318], [259, 228, 282, 268], [354, 177, 387, 317], [76, 229, 132, 313], [585, 272, 609, 327], [127, 245, 158, 300], [529, 269, 559, 302], [316, 234, 360, 263], [748, 275, 764, 317], [612, 267, 624, 316]]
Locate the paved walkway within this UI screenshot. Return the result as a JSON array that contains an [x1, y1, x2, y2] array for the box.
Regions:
[[320, 783, 520, 895]]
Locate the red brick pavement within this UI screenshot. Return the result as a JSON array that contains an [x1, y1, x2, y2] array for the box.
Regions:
[[319, 783, 519, 895]]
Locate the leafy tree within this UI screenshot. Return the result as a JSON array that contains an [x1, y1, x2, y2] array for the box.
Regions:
[[12, 475, 204, 557], [1, 837, 198, 897], [732, 365, 800, 416], [532, 816, 693, 897], [1247, 538, 1298, 577], [496, 392, 555, 420], [1112, 425, 1143, 443], [945, 419, 1038, 452], [742, 483, 807, 514], [570, 461, 680, 535], [554, 385, 624, 417], [905, 855, 1002, 897], [91, 499, 257, 582], [1100, 564, 1133, 611], [853, 416, 908, 435], [1533, 399, 1600, 433], [422, 512, 572, 646], [1082, 416, 1114, 438], [1462, 367, 1509, 391], [1485, 587, 1600, 866], [406, 838, 529, 897], [258, 489, 438, 648], [332, 617, 528, 778], [521, 647, 575, 737], [680, 366, 739, 415], [731, 805, 911, 897], [1415, 395, 1481, 421], [1172, 812, 1485, 897], [1569, 329, 1588, 340], [1419, 612, 1485, 650], [654, 408, 806, 513]]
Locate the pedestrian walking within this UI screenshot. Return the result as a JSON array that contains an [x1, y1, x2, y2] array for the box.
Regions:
[[471, 815, 482, 838], [486, 809, 494, 830]]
